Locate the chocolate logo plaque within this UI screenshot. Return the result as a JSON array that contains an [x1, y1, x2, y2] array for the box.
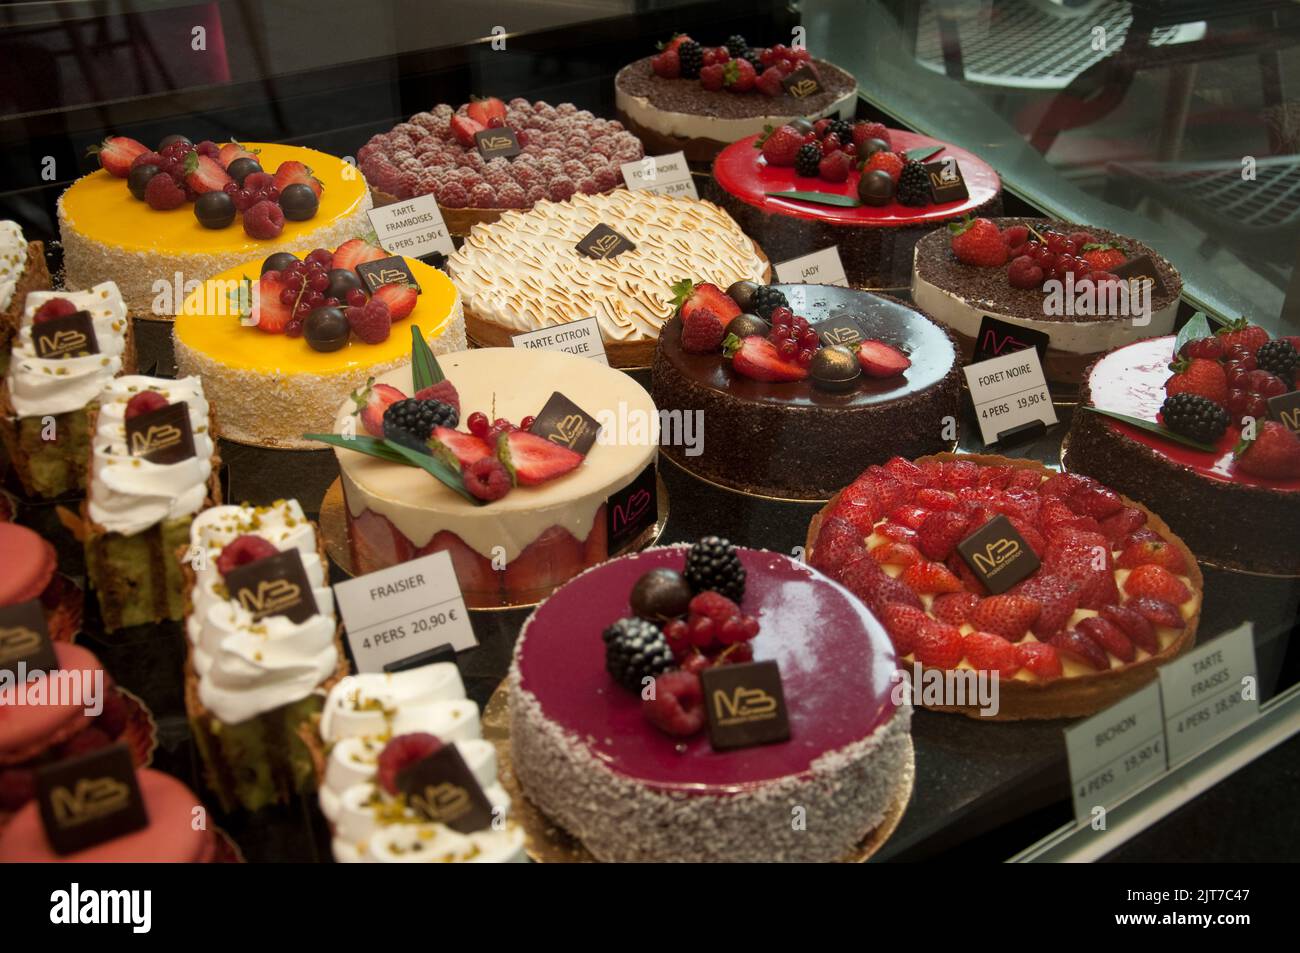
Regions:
[[973, 315, 1050, 364], [32, 310, 99, 360], [1110, 255, 1168, 299], [223, 548, 318, 624], [812, 313, 868, 348], [396, 744, 495, 833], [925, 158, 969, 203], [124, 400, 196, 465], [0, 599, 58, 678], [474, 127, 522, 161], [606, 463, 657, 553], [355, 255, 421, 294], [575, 223, 636, 261], [528, 392, 601, 456], [956, 514, 1041, 594], [701, 660, 790, 751], [36, 743, 148, 856], [1268, 390, 1300, 435], [781, 65, 823, 98]]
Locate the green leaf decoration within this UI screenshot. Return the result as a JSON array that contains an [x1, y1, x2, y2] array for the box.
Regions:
[[410, 325, 445, 391], [381, 439, 479, 504], [1080, 406, 1217, 452], [304, 432, 409, 464], [764, 190, 862, 208], [905, 145, 943, 162], [1172, 311, 1211, 358]]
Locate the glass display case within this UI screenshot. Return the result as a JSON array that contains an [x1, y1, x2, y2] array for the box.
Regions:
[[0, 0, 1294, 871]]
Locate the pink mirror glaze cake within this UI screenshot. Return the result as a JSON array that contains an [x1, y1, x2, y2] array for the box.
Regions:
[[508, 545, 912, 862]]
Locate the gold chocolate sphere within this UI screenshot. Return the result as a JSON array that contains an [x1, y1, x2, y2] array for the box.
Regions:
[[810, 345, 861, 391]]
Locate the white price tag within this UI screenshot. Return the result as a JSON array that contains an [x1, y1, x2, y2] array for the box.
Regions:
[[773, 246, 849, 287], [367, 195, 455, 259], [1065, 681, 1167, 824], [620, 152, 698, 200], [963, 349, 1058, 445], [511, 317, 609, 365], [334, 550, 476, 673], [1159, 624, 1259, 766]]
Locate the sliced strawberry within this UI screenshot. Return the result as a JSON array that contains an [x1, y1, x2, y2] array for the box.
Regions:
[[1011, 573, 1079, 639], [970, 594, 1040, 641], [1123, 564, 1192, 605], [962, 631, 1020, 679], [889, 504, 932, 530], [1015, 641, 1063, 680], [856, 340, 911, 378], [430, 426, 492, 469], [1126, 596, 1185, 630], [497, 430, 582, 486], [91, 136, 149, 178], [1050, 629, 1110, 671], [1117, 538, 1186, 574], [931, 591, 979, 625], [254, 272, 293, 333], [272, 160, 323, 198], [333, 238, 387, 273], [451, 114, 486, 147], [726, 334, 807, 382], [466, 96, 507, 126], [915, 510, 972, 561], [350, 379, 405, 437], [840, 557, 922, 614], [1099, 604, 1158, 654], [809, 515, 868, 579], [880, 603, 929, 657], [870, 541, 923, 567], [901, 560, 965, 594], [1099, 505, 1147, 543], [913, 618, 964, 669], [369, 282, 418, 322], [1078, 615, 1134, 663], [183, 152, 233, 194], [828, 480, 882, 534], [671, 279, 741, 323], [414, 379, 459, 414], [218, 141, 260, 169]]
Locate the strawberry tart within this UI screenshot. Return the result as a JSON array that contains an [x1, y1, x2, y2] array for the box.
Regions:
[[912, 217, 1183, 387], [615, 33, 858, 162], [60, 134, 372, 316], [322, 346, 659, 608], [806, 454, 1202, 720], [652, 280, 961, 499], [358, 97, 644, 235], [712, 122, 1001, 288], [174, 238, 464, 449], [1066, 325, 1300, 574], [508, 538, 912, 862]]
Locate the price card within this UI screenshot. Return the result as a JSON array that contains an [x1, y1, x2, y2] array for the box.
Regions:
[[1065, 682, 1167, 824], [962, 348, 1058, 445], [367, 195, 455, 260], [773, 246, 849, 287], [512, 317, 609, 365], [1159, 624, 1259, 767], [620, 152, 698, 200], [334, 550, 476, 673]]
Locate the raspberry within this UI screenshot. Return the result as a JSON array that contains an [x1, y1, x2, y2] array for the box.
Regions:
[[642, 670, 706, 737], [216, 534, 279, 576], [144, 172, 186, 210], [243, 199, 284, 239], [547, 176, 576, 201], [463, 456, 512, 501], [32, 297, 78, 323], [593, 166, 621, 191], [124, 390, 169, 420], [437, 181, 469, 208], [347, 298, 392, 345], [577, 176, 600, 194], [688, 590, 740, 624], [376, 733, 443, 795], [468, 183, 496, 207]]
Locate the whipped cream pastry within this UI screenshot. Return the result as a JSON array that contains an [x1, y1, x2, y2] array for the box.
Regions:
[[186, 501, 339, 725], [87, 375, 214, 536], [446, 189, 766, 343], [319, 666, 526, 863], [7, 282, 129, 418], [0, 221, 28, 312]]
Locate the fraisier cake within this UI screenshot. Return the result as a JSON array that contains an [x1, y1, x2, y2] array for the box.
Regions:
[[508, 542, 912, 862], [60, 137, 372, 316], [446, 188, 768, 367]]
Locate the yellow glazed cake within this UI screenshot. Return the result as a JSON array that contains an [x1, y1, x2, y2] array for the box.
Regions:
[[59, 142, 373, 317], [175, 253, 464, 450]]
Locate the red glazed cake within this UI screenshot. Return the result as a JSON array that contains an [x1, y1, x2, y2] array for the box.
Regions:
[[1067, 334, 1300, 574], [508, 543, 912, 862], [711, 126, 1001, 288]]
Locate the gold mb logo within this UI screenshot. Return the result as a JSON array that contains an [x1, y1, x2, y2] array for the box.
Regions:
[[236, 579, 302, 618], [411, 782, 471, 823], [37, 329, 87, 356], [548, 414, 587, 448], [51, 778, 130, 828], [822, 327, 861, 345], [712, 686, 777, 724], [971, 537, 1021, 577], [788, 79, 817, 97], [0, 625, 40, 662], [130, 423, 183, 456]]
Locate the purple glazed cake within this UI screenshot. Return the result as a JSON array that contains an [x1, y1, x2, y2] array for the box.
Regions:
[[507, 545, 913, 862]]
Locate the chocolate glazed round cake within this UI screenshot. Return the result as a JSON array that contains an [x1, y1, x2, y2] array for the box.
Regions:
[[652, 285, 962, 500]]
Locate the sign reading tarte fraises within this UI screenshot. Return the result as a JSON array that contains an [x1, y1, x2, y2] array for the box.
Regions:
[[367, 195, 455, 259], [773, 246, 849, 287], [334, 549, 477, 673], [1064, 681, 1167, 824], [575, 223, 636, 261], [701, 660, 791, 751], [124, 401, 197, 466], [511, 317, 609, 365], [473, 127, 522, 161], [963, 348, 1057, 446], [0, 598, 58, 678], [620, 152, 698, 200], [31, 310, 99, 360], [36, 743, 147, 856], [1159, 624, 1258, 767], [224, 549, 319, 624]]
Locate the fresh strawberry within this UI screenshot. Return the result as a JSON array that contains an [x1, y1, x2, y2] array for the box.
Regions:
[[642, 671, 706, 737], [1126, 596, 1185, 630], [880, 603, 928, 657], [1078, 615, 1134, 663], [841, 558, 923, 614], [912, 618, 964, 669], [884, 456, 927, 486], [963, 631, 1020, 678], [91, 136, 149, 178], [755, 66, 784, 97], [756, 124, 804, 167], [450, 114, 486, 147], [949, 217, 1009, 267], [680, 307, 726, 353], [1099, 604, 1158, 654], [915, 510, 971, 562], [658, 34, 693, 52], [879, 523, 918, 545], [818, 150, 852, 183], [218, 141, 259, 169], [1099, 505, 1147, 543], [1050, 629, 1110, 671], [1235, 420, 1300, 479], [890, 504, 932, 530], [830, 479, 884, 533], [915, 487, 959, 510], [376, 733, 443, 795], [726, 333, 808, 382], [333, 238, 387, 273], [945, 551, 988, 596], [861, 150, 904, 183], [1164, 356, 1228, 404], [969, 594, 1040, 641], [1066, 479, 1125, 519], [272, 160, 323, 198], [1123, 564, 1192, 604], [497, 429, 583, 486], [722, 58, 756, 92], [810, 515, 868, 579], [466, 96, 507, 126], [1215, 317, 1270, 357], [429, 425, 492, 469], [671, 278, 741, 324], [254, 272, 293, 333], [1015, 641, 1063, 680], [901, 560, 964, 594], [1011, 573, 1079, 639], [182, 152, 232, 194], [931, 591, 979, 625], [856, 340, 911, 377], [1117, 537, 1186, 573], [1039, 471, 1088, 499], [651, 49, 681, 78], [371, 282, 418, 321], [1080, 243, 1127, 271], [871, 541, 923, 567], [851, 121, 891, 150], [351, 379, 405, 437], [414, 379, 460, 414]]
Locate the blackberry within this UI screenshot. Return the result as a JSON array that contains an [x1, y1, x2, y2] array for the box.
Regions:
[[382, 398, 458, 452], [751, 285, 789, 320], [1256, 339, 1298, 384], [683, 536, 746, 602], [826, 119, 854, 144], [794, 142, 822, 177], [896, 160, 931, 207], [742, 49, 764, 72], [603, 617, 675, 692], [677, 40, 703, 79], [1161, 393, 1229, 444], [725, 34, 749, 58]]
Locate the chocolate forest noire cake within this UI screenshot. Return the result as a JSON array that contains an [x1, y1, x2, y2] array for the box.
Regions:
[[912, 217, 1183, 388], [1067, 328, 1300, 574], [615, 33, 858, 162], [710, 122, 1001, 288], [652, 280, 961, 499], [509, 540, 912, 862]]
